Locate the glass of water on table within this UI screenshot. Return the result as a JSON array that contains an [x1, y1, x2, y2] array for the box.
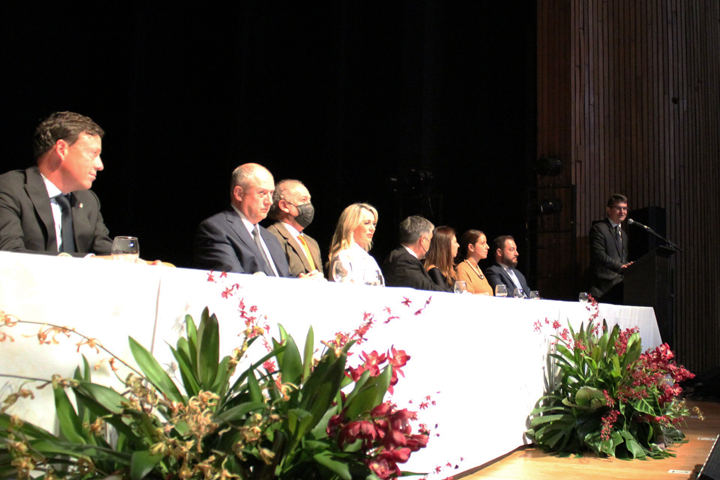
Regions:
[[112, 236, 139, 263]]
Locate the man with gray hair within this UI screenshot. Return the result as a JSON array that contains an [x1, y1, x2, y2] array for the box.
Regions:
[[194, 163, 290, 276], [382, 215, 452, 292], [266, 179, 323, 279]]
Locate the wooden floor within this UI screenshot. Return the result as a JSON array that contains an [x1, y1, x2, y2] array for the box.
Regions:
[[460, 400, 720, 480]]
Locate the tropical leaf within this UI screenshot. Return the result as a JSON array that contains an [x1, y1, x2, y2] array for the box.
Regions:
[[53, 385, 85, 444], [196, 307, 220, 390], [128, 336, 184, 403], [130, 450, 164, 480]]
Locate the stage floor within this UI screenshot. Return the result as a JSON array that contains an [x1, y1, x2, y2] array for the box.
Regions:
[[460, 400, 720, 480]]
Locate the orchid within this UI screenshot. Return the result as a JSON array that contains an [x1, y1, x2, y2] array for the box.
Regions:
[[0, 290, 430, 479], [527, 297, 698, 459]]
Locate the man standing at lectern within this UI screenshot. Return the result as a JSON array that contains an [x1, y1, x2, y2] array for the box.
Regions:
[[589, 193, 632, 304]]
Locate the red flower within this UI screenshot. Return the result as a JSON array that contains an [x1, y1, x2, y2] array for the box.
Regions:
[[339, 420, 377, 447], [367, 456, 399, 479], [371, 402, 392, 417], [220, 271, 228, 278], [207, 271, 216, 282], [402, 297, 412, 307]]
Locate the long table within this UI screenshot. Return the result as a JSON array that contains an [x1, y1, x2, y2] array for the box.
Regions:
[[0, 251, 661, 477]]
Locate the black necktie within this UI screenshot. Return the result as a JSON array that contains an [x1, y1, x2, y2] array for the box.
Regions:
[[55, 194, 76, 253], [252, 225, 276, 276]]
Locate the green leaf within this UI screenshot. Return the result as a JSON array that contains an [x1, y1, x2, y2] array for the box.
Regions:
[[278, 325, 303, 386], [247, 369, 263, 403], [185, 314, 198, 371], [313, 451, 351, 480], [211, 356, 232, 399], [302, 327, 315, 382], [196, 308, 220, 390], [299, 352, 347, 425], [170, 344, 200, 398], [130, 450, 164, 480], [0, 413, 58, 442], [53, 385, 85, 444], [215, 402, 266, 426], [288, 408, 314, 436], [128, 336, 184, 403], [344, 365, 392, 420]]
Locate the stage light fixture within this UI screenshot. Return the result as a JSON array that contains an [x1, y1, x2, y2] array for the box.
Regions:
[[535, 155, 563, 177]]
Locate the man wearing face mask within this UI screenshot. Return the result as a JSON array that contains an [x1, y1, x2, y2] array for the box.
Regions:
[[266, 180, 324, 280]]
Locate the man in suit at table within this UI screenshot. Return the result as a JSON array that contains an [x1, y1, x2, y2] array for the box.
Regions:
[[194, 163, 291, 277], [589, 193, 632, 304], [266, 179, 324, 280], [0, 111, 113, 256], [382, 215, 452, 292], [486, 235, 531, 298]]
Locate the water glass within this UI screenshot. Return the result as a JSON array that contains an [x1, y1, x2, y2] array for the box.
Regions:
[[529, 290, 541, 300], [578, 292, 590, 303], [112, 236, 139, 263], [495, 284, 507, 297], [454, 280, 468, 294], [332, 260, 353, 283], [513, 288, 526, 299]]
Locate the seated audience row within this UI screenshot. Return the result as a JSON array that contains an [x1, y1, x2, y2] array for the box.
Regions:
[[0, 111, 531, 297]]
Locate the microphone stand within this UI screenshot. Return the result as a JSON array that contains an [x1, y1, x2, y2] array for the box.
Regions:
[[630, 221, 683, 252]]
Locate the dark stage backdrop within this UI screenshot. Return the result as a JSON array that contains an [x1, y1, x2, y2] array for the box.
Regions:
[[1, 3, 536, 271]]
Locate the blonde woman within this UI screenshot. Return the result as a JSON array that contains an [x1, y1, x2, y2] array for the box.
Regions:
[[327, 203, 383, 285]]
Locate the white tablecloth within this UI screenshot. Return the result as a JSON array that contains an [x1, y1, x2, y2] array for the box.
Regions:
[[0, 251, 661, 477]]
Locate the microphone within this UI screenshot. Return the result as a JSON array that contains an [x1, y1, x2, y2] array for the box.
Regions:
[[627, 218, 649, 230]]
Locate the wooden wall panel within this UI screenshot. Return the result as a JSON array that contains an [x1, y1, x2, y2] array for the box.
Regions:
[[537, 0, 720, 372]]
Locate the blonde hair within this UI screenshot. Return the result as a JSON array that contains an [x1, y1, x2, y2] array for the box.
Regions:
[[328, 203, 378, 259]]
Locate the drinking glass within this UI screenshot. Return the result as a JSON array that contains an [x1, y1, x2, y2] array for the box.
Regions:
[[578, 292, 590, 303], [112, 236, 139, 263], [364, 269, 385, 287], [529, 290, 541, 300], [332, 260, 353, 283], [513, 288, 526, 299], [495, 284, 507, 297], [454, 280, 468, 294]]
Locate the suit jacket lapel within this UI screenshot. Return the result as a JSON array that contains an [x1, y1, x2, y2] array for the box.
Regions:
[[605, 219, 623, 257], [261, 228, 287, 276], [25, 167, 57, 251], [69, 193, 92, 253], [225, 209, 271, 274]]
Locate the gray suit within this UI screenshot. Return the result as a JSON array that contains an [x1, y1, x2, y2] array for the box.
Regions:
[[0, 166, 112, 256], [194, 206, 291, 277]]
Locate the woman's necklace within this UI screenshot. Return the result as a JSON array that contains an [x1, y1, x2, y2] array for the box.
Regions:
[[464, 259, 484, 280]]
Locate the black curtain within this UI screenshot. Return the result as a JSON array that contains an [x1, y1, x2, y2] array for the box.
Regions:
[[1, 2, 536, 269]]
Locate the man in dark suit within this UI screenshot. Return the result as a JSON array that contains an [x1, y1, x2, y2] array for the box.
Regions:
[[194, 163, 291, 277], [0, 112, 112, 256], [486, 235, 531, 297], [589, 193, 632, 304], [383, 215, 452, 292], [266, 179, 323, 280]]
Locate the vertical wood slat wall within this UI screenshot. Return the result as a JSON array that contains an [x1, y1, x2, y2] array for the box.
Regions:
[[537, 0, 720, 373]]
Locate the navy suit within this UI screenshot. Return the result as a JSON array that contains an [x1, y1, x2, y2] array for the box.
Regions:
[[485, 263, 531, 297], [589, 218, 628, 301], [0, 166, 112, 256], [194, 206, 291, 277]]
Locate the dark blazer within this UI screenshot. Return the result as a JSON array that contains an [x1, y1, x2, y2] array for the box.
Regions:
[[589, 218, 628, 298], [194, 206, 291, 277], [266, 221, 322, 277], [485, 263, 531, 297], [0, 167, 112, 256], [382, 246, 452, 292]]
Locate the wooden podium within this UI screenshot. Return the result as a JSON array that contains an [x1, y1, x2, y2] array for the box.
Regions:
[[624, 246, 676, 347]]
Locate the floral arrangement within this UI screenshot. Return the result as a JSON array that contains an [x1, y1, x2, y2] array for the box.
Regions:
[[0, 287, 431, 479], [527, 297, 700, 459]]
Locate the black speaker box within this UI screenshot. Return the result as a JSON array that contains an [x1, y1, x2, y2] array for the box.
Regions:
[[699, 435, 720, 480]]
